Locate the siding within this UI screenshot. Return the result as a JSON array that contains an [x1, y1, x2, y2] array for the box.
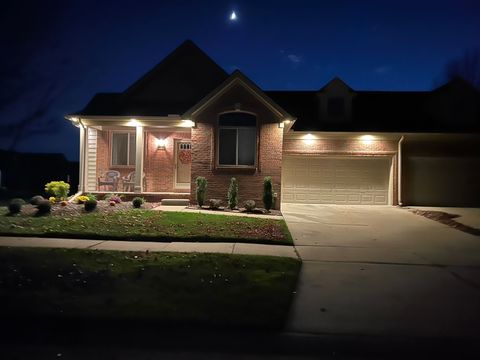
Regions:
[[86, 128, 97, 191]]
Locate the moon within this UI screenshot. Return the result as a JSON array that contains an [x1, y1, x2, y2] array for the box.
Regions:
[[230, 11, 237, 21]]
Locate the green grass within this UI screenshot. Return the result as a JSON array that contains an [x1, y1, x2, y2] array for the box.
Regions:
[[0, 209, 293, 245], [0, 247, 301, 330]]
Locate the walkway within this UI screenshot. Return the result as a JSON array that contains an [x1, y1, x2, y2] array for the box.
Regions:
[[0, 236, 298, 259]]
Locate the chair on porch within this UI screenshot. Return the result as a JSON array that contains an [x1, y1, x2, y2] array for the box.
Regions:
[[97, 170, 120, 191], [122, 171, 147, 192]]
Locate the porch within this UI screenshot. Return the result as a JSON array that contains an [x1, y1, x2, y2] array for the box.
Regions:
[[71, 116, 194, 197]]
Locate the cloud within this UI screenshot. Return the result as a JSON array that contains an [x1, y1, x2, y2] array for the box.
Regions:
[[374, 65, 392, 74], [287, 54, 302, 64]]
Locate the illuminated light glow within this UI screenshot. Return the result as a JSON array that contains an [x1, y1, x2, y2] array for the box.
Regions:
[[360, 134, 375, 144], [180, 119, 195, 127], [230, 11, 237, 20], [278, 122, 285, 128], [155, 138, 167, 149], [128, 118, 139, 126], [303, 133, 316, 145]]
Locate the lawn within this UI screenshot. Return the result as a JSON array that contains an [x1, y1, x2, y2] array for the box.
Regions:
[[0, 247, 301, 330], [0, 208, 293, 245]]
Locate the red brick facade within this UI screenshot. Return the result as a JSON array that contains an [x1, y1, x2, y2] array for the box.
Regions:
[[190, 84, 284, 209]]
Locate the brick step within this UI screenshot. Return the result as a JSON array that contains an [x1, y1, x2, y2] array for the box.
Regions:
[[161, 198, 190, 206]]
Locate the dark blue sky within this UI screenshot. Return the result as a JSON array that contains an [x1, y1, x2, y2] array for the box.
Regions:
[[1, 0, 479, 160]]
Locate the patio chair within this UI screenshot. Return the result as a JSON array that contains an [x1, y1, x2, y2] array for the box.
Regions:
[[122, 171, 147, 192], [97, 170, 120, 191]]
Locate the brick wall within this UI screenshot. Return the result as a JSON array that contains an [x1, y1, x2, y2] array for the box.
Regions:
[[190, 84, 284, 209], [95, 128, 190, 192]]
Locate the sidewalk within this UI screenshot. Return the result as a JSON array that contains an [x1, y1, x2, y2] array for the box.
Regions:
[[0, 236, 298, 259]]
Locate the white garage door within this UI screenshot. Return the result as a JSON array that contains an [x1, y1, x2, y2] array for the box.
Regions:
[[282, 156, 391, 205]]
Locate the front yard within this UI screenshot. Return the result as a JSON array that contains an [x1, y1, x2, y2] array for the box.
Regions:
[[0, 247, 301, 330], [0, 207, 293, 245]]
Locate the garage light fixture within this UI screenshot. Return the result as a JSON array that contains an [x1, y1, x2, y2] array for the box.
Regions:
[[303, 133, 315, 145], [360, 134, 375, 144]]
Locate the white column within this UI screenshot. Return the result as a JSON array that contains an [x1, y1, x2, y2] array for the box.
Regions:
[[134, 126, 144, 193], [78, 124, 86, 193]]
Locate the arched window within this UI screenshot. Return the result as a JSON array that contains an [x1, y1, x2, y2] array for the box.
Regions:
[[218, 112, 256, 166]]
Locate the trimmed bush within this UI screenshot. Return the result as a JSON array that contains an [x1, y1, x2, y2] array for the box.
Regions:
[[8, 198, 25, 214], [44, 181, 70, 200], [244, 200, 256, 212], [84, 199, 97, 212], [36, 200, 52, 216], [209, 199, 222, 210], [29, 195, 44, 205], [227, 177, 238, 209], [262, 176, 274, 211], [132, 197, 145, 208], [196, 176, 207, 207]]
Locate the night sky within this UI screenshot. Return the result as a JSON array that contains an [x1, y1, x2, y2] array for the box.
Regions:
[[1, 0, 479, 160]]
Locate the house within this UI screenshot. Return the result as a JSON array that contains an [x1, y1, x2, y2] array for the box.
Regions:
[[66, 40, 480, 208]]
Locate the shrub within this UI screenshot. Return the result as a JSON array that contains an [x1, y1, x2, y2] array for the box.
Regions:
[[209, 199, 222, 210], [196, 176, 207, 207], [262, 176, 274, 211], [244, 200, 256, 212], [132, 197, 145, 208], [29, 195, 44, 205], [44, 181, 70, 200], [227, 177, 238, 209], [76, 195, 89, 204], [84, 199, 97, 212], [105, 193, 122, 203], [36, 200, 52, 216], [86, 193, 97, 201], [8, 198, 24, 214]]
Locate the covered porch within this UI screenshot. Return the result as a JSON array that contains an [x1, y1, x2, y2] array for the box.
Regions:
[[68, 116, 194, 198]]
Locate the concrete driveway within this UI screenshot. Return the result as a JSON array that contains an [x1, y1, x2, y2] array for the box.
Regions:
[[283, 204, 480, 338]]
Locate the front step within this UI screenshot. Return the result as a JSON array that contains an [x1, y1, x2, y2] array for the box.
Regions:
[[161, 198, 190, 206]]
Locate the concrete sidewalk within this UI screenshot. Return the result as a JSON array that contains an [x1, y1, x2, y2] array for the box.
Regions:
[[0, 236, 298, 259]]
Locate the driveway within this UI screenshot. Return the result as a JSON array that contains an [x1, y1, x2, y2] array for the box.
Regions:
[[283, 204, 480, 338]]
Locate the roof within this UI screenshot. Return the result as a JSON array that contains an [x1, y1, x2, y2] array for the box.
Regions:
[[72, 40, 228, 117], [70, 40, 480, 133]]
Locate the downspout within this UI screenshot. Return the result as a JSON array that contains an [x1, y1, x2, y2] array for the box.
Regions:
[[397, 135, 405, 206]]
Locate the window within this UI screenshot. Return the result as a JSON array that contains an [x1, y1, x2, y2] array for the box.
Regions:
[[218, 112, 256, 166], [327, 97, 345, 118], [111, 132, 136, 166]]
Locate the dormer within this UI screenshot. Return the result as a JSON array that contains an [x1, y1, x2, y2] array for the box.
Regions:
[[317, 77, 355, 123]]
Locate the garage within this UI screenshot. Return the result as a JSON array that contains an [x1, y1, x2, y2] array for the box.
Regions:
[[282, 156, 392, 205]]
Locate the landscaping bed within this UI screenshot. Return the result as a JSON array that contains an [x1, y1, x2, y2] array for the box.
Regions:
[[409, 209, 480, 236], [0, 207, 293, 245], [0, 247, 301, 330]]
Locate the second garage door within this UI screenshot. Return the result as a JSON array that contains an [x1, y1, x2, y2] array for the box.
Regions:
[[282, 156, 392, 205]]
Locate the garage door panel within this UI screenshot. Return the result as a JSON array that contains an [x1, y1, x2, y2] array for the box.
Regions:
[[283, 156, 391, 205]]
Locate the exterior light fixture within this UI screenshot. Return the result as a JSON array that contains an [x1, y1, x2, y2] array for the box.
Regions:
[[303, 133, 315, 145], [279, 119, 292, 128], [155, 138, 167, 149], [181, 119, 195, 127], [128, 118, 139, 126], [360, 134, 375, 144]]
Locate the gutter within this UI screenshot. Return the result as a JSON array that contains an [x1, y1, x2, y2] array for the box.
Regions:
[[397, 135, 405, 206]]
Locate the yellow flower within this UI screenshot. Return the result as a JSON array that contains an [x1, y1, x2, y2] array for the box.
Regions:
[[49, 197, 56, 204]]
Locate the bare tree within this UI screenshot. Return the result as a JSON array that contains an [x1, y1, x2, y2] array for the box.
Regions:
[[444, 49, 480, 89]]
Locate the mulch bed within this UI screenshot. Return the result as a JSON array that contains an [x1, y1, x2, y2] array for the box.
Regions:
[[18, 200, 160, 217], [409, 209, 480, 236], [186, 205, 282, 217]]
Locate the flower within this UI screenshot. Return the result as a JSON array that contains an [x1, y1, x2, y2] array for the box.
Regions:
[[77, 195, 89, 204], [49, 197, 56, 204]]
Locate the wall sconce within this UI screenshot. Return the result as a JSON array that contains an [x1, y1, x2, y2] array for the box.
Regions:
[[155, 138, 167, 149]]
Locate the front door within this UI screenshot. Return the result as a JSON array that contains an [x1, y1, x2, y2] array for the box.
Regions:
[[175, 140, 192, 189]]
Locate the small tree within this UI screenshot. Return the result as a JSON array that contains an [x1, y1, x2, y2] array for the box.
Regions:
[[227, 177, 238, 209], [196, 176, 207, 207], [263, 176, 273, 211]]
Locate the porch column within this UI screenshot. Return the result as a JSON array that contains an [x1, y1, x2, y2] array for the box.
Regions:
[[134, 125, 144, 193], [78, 124, 86, 193]]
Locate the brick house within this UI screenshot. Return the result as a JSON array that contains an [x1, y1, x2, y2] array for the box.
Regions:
[[67, 40, 480, 208]]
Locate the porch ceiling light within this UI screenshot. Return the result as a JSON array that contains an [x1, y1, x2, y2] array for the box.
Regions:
[[128, 118, 140, 126], [181, 119, 195, 127], [360, 134, 375, 144], [155, 138, 167, 149]]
